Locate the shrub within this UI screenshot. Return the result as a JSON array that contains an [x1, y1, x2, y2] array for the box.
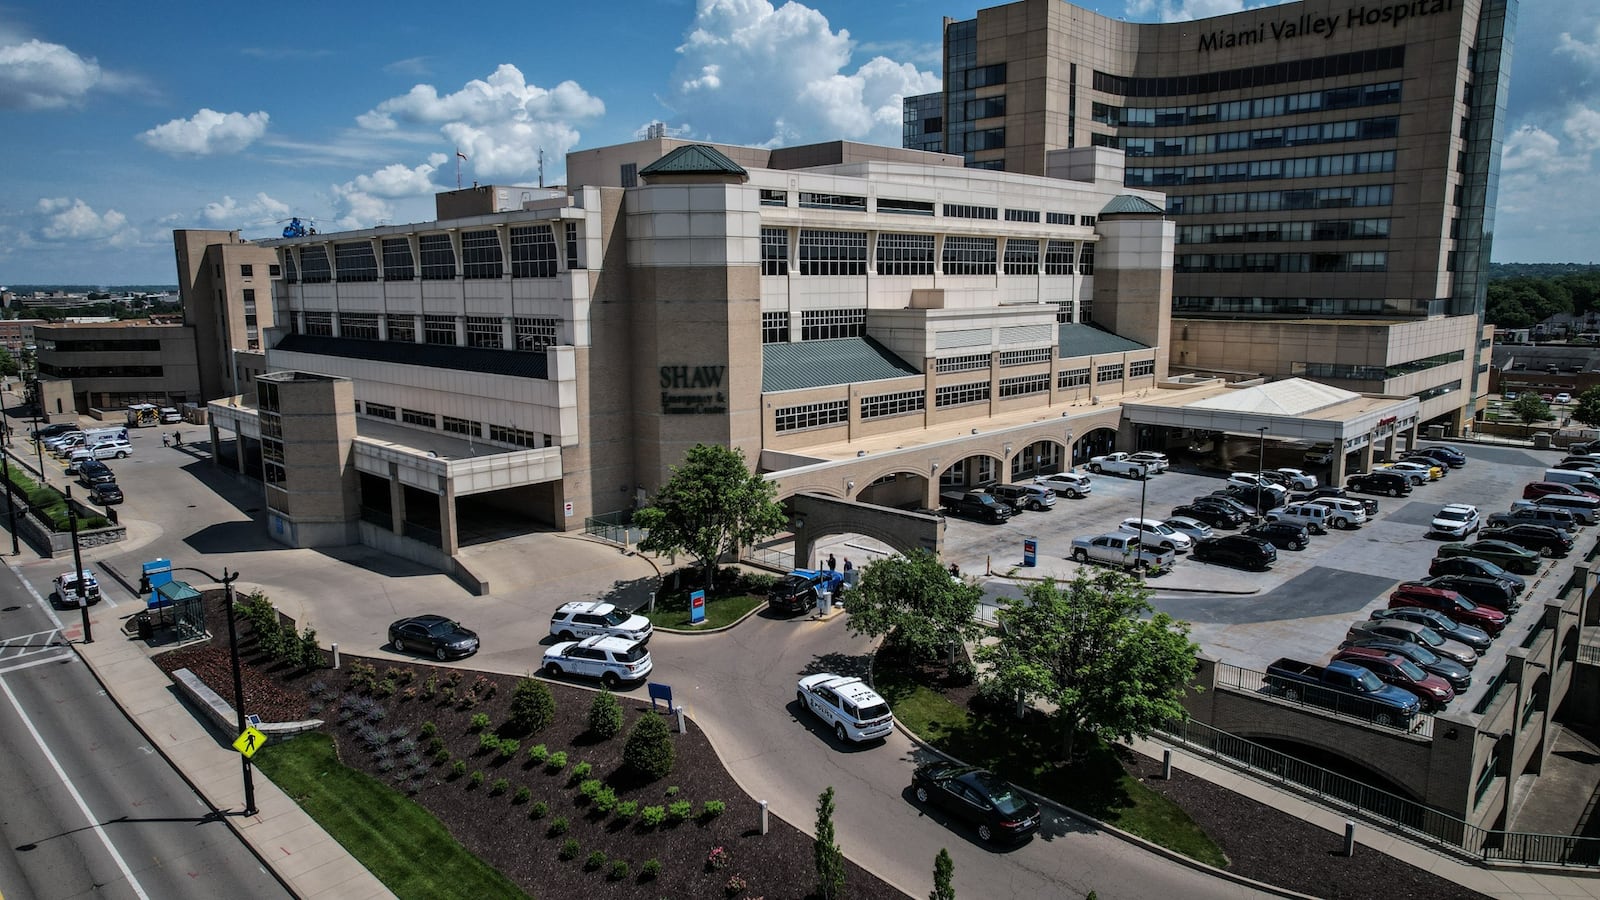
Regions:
[[530, 800, 549, 819], [615, 800, 638, 820], [426, 736, 445, 757], [622, 713, 675, 781], [640, 805, 666, 827], [724, 873, 747, 896], [469, 712, 491, 732], [467, 771, 484, 789], [665, 785, 681, 797], [594, 786, 618, 814], [578, 778, 603, 800], [608, 859, 630, 881], [513, 786, 531, 804], [506, 676, 555, 735], [477, 732, 499, 754], [450, 759, 467, 778], [640, 858, 662, 880], [570, 759, 591, 778], [528, 744, 549, 764], [297, 626, 321, 670], [587, 689, 624, 739], [584, 850, 607, 871], [706, 846, 730, 871], [419, 722, 437, 738], [667, 800, 692, 822], [496, 738, 520, 759], [421, 676, 438, 700], [490, 778, 509, 796], [558, 838, 580, 860], [548, 816, 569, 836], [546, 751, 568, 771], [700, 800, 726, 819]]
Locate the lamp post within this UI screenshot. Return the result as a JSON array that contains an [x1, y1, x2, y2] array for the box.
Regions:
[[30, 403, 43, 477], [1255, 426, 1269, 522], [66, 486, 90, 643]]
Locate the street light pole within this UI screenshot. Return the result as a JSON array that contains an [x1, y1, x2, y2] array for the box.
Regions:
[[67, 486, 91, 643], [1256, 426, 1269, 522], [220, 567, 257, 816]]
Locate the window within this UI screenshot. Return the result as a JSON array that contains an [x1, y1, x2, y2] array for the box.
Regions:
[[798, 230, 868, 276], [514, 317, 558, 350], [240, 264, 253, 277], [999, 348, 1051, 367], [798, 192, 866, 211], [299, 246, 331, 284], [860, 389, 925, 420], [269, 264, 281, 277], [304, 312, 333, 336], [875, 233, 935, 275], [935, 381, 991, 408], [942, 203, 997, 220], [489, 424, 543, 448], [365, 402, 397, 420], [1078, 243, 1095, 276], [443, 416, 481, 438], [382, 238, 415, 280], [335, 242, 378, 282], [800, 308, 866, 340], [402, 408, 438, 428], [876, 198, 935, 216], [282, 251, 298, 284], [1004, 209, 1040, 223], [341, 314, 379, 340], [466, 316, 502, 349], [1059, 368, 1090, 388], [773, 400, 848, 433], [1003, 239, 1039, 275], [565, 222, 579, 269], [1055, 300, 1075, 323], [242, 289, 255, 306], [1079, 298, 1094, 321], [759, 189, 788, 207], [1044, 240, 1076, 275], [760, 228, 789, 276], [1046, 212, 1076, 226], [620, 163, 637, 188], [460, 229, 503, 279], [423, 315, 456, 346], [510, 225, 558, 277], [387, 315, 416, 343], [418, 234, 456, 280], [762, 311, 789, 344], [1130, 360, 1156, 378], [936, 353, 990, 374], [1081, 216, 1096, 228], [1096, 363, 1124, 383], [999, 374, 1049, 397], [943, 237, 997, 275]]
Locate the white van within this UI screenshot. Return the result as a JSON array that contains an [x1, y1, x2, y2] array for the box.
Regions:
[[1543, 468, 1600, 491]]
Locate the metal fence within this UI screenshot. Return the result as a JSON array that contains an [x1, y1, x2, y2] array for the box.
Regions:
[[741, 543, 794, 572], [583, 511, 644, 546], [1161, 716, 1600, 867], [1214, 661, 1435, 739], [1578, 643, 1600, 667]]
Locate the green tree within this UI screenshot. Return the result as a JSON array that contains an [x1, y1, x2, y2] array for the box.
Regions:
[[634, 444, 786, 592], [621, 711, 675, 781], [978, 570, 1198, 759], [1512, 394, 1555, 435], [0, 348, 19, 378], [814, 786, 845, 900], [846, 550, 985, 665], [587, 688, 624, 739], [930, 848, 954, 900], [1572, 387, 1600, 430], [505, 676, 555, 736]]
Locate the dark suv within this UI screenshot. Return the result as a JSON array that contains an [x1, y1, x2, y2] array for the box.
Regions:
[[767, 569, 845, 614], [1191, 534, 1276, 570], [1171, 501, 1245, 529], [1482, 522, 1574, 558], [77, 460, 115, 485], [1347, 471, 1411, 497], [1242, 521, 1310, 551]]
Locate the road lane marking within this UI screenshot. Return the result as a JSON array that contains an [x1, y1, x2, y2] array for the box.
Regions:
[[0, 675, 153, 900], [12, 572, 65, 631], [0, 651, 73, 675]]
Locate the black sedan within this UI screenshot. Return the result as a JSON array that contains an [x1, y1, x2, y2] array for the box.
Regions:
[[1243, 521, 1310, 551], [1171, 502, 1245, 529], [1191, 534, 1277, 570], [911, 762, 1041, 844], [1482, 523, 1574, 558], [388, 614, 480, 660], [1405, 445, 1468, 468], [89, 481, 124, 504], [1194, 494, 1256, 520], [1428, 556, 1527, 594]]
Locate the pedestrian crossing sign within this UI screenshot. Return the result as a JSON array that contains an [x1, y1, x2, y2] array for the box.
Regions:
[[233, 725, 267, 758]]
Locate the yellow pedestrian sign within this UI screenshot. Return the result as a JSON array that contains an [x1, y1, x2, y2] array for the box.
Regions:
[[233, 725, 266, 758]]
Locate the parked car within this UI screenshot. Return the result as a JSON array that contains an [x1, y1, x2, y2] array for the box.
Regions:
[[1405, 445, 1467, 468], [1163, 516, 1214, 542], [1338, 637, 1471, 691], [910, 762, 1042, 844], [1557, 392, 1574, 404], [987, 482, 1057, 511], [53, 569, 101, 607], [1170, 502, 1244, 529], [1511, 494, 1600, 525], [1523, 481, 1584, 501], [1117, 517, 1193, 553], [1427, 555, 1528, 594], [1243, 520, 1310, 551], [1071, 533, 1174, 573], [797, 673, 894, 743], [1190, 534, 1276, 570], [1033, 471, 1092, 498], [1346, 471, 1411, 497], [541, 635, 652, 687], [1488, 504, 1578, 533], [1391, 460, 1445, 481], [1303, 443, 1335, 464], [1195, 494, 1256, 520], [1429, 504, 1481, 539], [1345, 620, 1478, 668], [1265, 502, 1342, 534], [77, 460, 116, 485], [72, 438, 133, 460], [1271, 467, 1318, 490], [549, 601, 652, 643], [1377, 461, 1439, 484], [1331, 647, 1455, 711], [1127, 451, 1170, 473], [767, 569, 846, 615], [1226, 472, 1290, 496], [1215, 484, 1286, 513], [1406, 575, 1520, 612], [1553, 458, 1600, 473], [1371, 607, 1492, 653], [1390, 584, 1509, 635], [30, 423, 77, 441], [1435, 539, 1543, 575], [1263, 658, 1420, 728], [388, 614, 480, 660], [941, 490, 1013, 524], [88, 481, 124, 505], [1567, 440, 1600, 455], [1481, 522, 1573, 558], [1087, 452, 1149, 479]]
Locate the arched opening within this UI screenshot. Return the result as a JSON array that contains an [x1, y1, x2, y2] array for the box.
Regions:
[[1008, 439, 1069, 481], [853, 470, 929, 510], [1072, 427, 1117, 466], [937, 453, 1005, 491], [1247, 736, 1421, 802]]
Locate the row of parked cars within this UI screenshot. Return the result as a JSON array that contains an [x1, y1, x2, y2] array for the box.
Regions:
[[32, 423, 128, 504]]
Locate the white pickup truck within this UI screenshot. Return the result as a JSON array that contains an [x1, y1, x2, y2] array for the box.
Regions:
[[1070, 533, 1174, 573], [1087, 452, 1150, 479]]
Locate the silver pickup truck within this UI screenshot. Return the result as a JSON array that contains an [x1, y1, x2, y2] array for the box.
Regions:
[[1070, 533, 1174, 574]]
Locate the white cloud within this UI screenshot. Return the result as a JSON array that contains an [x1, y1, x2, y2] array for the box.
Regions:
[[1498, 110, 1600, 224], [1125, 0, 1285, 23], [0, 38, 101, 110], [666, 0, 940, 147], [199, 193, 293, 230], [34, 197, 138, 247], [329, 155, 448, 229], [138, 109, 270, 156], [1557, 20, 1600, 66]]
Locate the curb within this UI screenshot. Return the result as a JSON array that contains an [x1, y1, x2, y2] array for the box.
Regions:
[[651, 599, 770, 635], [890, 719, 1315, 900]]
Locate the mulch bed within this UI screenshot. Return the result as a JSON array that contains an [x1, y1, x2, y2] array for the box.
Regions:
[[155, 593, 901, 900]]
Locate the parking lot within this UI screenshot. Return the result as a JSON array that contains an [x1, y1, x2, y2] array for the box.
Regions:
[[865, 440, 1586, 716]]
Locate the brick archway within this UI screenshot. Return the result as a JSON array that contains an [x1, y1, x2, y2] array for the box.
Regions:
[[787, 492, 945, 570]]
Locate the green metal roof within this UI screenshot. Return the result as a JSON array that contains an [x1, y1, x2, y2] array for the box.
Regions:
[[1100, 194, 1165, 216], [639, 144, 748, 177], [763, 337, 919, 392], [1059, 323, 1148, 358]]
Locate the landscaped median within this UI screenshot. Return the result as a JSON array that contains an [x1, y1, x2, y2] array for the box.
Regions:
[[641, 567, 775, 631]]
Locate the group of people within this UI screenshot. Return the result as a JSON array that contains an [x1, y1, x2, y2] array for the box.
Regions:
[[824, 553, 853, 573], [160, 431, 182, 448]]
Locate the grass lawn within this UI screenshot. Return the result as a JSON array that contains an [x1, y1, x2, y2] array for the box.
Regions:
[[641, 592, 765, 629], [874, 663, 1227, 868], [253, 733, 527, 900]]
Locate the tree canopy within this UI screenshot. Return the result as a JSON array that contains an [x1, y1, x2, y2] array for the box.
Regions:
[[1573, 387, 1600, 431], [1511, 394, 1555, 433], [845, 550, 986, 663], [634, 443, 787, 591], [1486, 271, 1600, 331], [977, 570, 1198, 759]]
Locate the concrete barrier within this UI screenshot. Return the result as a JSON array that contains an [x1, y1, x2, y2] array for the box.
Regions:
[[170, 667, 322, 737]]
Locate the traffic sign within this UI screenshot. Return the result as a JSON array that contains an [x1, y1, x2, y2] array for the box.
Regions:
[[233, 725, 267, 759]]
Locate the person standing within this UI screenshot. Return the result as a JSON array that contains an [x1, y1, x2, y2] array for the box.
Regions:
[[826, 553, 837, 572]]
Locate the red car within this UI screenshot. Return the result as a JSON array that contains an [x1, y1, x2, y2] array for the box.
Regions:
[[1523, 481, 1583, 501], [1333, 646, 1456, 711], [1389, 584, 1507, 636]]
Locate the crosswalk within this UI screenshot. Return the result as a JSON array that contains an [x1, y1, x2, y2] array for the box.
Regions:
[[0, 627, 71, 673]]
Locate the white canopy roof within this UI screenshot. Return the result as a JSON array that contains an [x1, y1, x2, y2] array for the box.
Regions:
[[1185, 378, 1359, 416]]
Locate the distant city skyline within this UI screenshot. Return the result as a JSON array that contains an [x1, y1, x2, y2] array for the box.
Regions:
[[1, 0, 1595, 283]]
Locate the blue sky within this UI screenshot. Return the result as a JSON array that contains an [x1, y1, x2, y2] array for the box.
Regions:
[[1, 0, 1595, 284]]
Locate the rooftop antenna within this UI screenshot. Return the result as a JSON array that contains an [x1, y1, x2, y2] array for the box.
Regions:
[[538, 149, 545, 188], [455, 148, 469, 190]]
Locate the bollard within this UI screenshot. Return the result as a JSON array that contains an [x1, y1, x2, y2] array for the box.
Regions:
[[1343, 821, 1356, 857], [675, 704, 687, 734], [648, 591, 656, 614], [760, 799, 769, 835], [332, 642, 340, 669], [1162, 748, 1173, 780]]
